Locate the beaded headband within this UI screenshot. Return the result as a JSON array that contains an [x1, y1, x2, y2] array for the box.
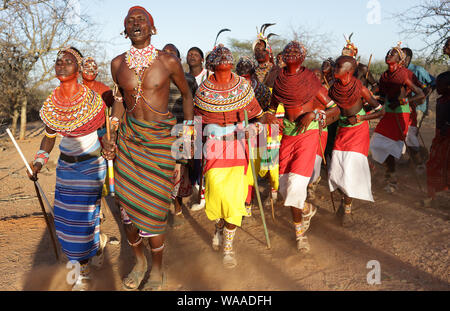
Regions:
[[58, 47, 83, 69], [390, 41, 406, 64]]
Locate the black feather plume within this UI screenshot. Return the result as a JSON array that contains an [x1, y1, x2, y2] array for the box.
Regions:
[[259, 23, 276, 35], [214, 28, 231, 48], [266, 33, 278, 40]]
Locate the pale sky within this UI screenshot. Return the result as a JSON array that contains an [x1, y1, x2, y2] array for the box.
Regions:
[[79, 0, 429, 64]]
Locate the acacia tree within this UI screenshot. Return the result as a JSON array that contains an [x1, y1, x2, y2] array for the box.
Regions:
[[396, 0, 449, 63], [0, 0, 99, 140]]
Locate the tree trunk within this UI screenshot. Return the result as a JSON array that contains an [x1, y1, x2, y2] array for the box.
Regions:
[[19, 97, 27, 140], [10, 108, 19, 137]]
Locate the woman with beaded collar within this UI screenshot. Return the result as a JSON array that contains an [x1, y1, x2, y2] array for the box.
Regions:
[[28, 47, 107, 290]]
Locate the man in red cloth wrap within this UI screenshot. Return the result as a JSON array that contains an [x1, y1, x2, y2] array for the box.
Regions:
[[101, 6, 194, 291], [194, 45, 280, 268], [369, 44, 424, 193], [328, 56, 385, 227], [268, 41, 340, 252], [425, 71, 450, 207]]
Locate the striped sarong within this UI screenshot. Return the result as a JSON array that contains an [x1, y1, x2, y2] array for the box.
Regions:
[[115, 114, 176, 235], [54, 133, 106, 261]]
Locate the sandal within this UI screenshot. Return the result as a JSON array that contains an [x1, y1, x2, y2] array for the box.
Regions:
[[122, 260, 148, 291], [301, 203, 317, 233], [91, 233, 108, 269], [223, 251, 237, 269], [142, 271, 166, 291], [296, 236, 310, 253], [212, 227, 223, 251], [72, 274, 91, 291]]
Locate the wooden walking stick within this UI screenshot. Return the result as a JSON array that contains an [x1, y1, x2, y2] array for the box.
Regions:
[[105, 107, 115, 196], [365, 54, 373, 81], [245, 110, 271, 249], [6, 128, 59, 260]]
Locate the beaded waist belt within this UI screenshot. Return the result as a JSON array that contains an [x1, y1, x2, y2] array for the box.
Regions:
[[59, 148, 102, 163]]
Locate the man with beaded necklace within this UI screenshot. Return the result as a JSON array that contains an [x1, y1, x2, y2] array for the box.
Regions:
[[102, 6, 194, 291]]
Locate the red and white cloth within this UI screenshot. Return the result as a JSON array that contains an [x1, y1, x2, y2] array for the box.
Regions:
[[328, 121, 374, 202]]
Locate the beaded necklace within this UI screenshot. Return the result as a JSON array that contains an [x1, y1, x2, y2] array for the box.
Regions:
[[125, 44, 166, 114]]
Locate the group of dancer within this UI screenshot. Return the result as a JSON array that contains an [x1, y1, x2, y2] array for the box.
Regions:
[[26, 6, 450, 291]]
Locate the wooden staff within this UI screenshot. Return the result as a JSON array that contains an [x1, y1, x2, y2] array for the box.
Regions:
[[105, 107, 115, 196], [6, 128, 59, 260], [365, 54, 373, 80], [245, 110, 271, 249], [323, 74, 330, 90]]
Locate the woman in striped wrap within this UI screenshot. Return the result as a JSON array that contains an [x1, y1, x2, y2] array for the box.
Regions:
[[29, 47, 107, 291]]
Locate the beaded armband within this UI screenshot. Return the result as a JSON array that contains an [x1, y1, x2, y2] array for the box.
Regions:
[[44, 129, 57, 139], [33, 150, 50, 167], [326, 100, 337, 109]]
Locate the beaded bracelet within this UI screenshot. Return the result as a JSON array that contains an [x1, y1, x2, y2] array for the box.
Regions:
[[398, 97, 409, 105], [267, 107, 277, 114], [33, 150, 50, 166], [110, 116, 120, 131]]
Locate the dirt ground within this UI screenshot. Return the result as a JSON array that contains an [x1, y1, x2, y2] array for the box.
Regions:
[[0, 106, 449, 291]]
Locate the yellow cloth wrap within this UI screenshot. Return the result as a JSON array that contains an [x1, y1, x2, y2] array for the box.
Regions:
[[204, 166, 249, 227]]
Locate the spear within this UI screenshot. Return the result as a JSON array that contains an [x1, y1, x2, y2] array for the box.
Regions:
[[244, 110, 271, 249], [5, 128, 59, 260]]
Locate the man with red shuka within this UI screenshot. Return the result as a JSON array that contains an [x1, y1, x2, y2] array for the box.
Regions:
[[369, 43, 425, 194], [328, 56, 385, 227], [253, 23, 279, 89], [194, 45, 281, 268], [101, 6, 194, 291], [81, 57, 114, 108], [268, 41, 340, 252]]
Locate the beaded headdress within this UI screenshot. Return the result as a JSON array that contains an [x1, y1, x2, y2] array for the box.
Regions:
[[81, 57, 98, 75], [390, 41, 406, 65], [58, 47, 83, 69], [342, 33, 358, 58], [282, 41, 307, 65], [252, 23, 278, 56]]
